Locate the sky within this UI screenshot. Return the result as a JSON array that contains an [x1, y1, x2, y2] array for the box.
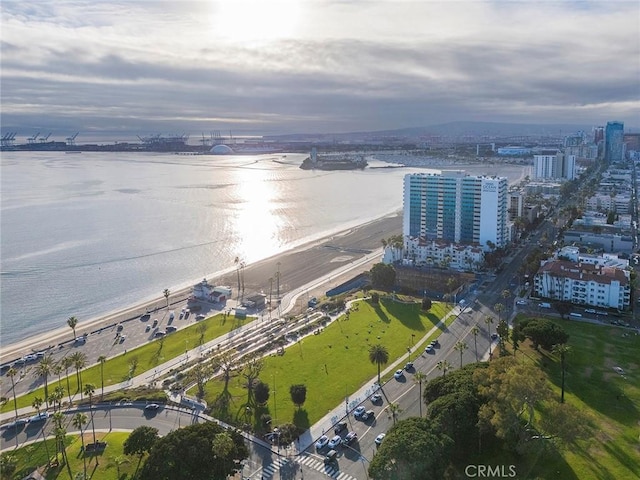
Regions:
[[1, 0, 639, 142]]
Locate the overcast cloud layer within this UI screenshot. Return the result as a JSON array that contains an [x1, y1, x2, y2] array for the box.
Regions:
[[2, 0, 639, 141]]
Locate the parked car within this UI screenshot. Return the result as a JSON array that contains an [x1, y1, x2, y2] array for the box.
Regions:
[[328, 435, 342, 449], [342, 431, 357, 446], [144, 403, 160, 411], [404, 362, 414, 371], [165, 326, 177, 333], [324, 449, 338, 463], [145, 325, 151, 332], [29, 412, 49, 422], [152, 319, 158, 327], [371, 393, 382, 403], [516, 300, 528, 305], [154, 331, 165, 338], [315, 435, 329, 449], [116, 324, 124, 332], [119, 335, 127, 343], [361, 410, 375, 421], [425, 345, 434, 354], [393, 369, 404, 379], [353, 406, 366, 418], [334, 421, 347, 434], [374, 433, 386, 445]]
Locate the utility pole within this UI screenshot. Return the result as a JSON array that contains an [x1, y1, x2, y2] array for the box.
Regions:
[[276, 262, 281, 300]]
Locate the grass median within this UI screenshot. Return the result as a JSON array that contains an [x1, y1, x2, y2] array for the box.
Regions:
[[202, 296, 450, 431]]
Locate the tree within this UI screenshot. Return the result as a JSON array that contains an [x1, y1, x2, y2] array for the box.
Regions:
[[62, 356, 74, 404], [33, 396, 52, 468], [67, 316, 79, 340], [454, 341, 468, 367], [436, 360, 451, 377], [368, 417, 452, 480], [7, 367, 19, 425], [107, 455, 131, 479], [553, 301, 572, 319], [413, 371, 427, 417], [370, 291, 380, 305], [494, 302, 505, 325], [520, 318, 569, 351], [496, 319, 509, 355], [421, 297, 432, 311], [470, 324, 480, 362], [370, 263, 396, 290], [138, 422, 247, 480], [388, 402, 402, 425], [70, 351, 87, 399], [163, 288, 170, 308], [189, 363, 212, 399], [552, 343, 571, 403], [97, 355, 107, 399], [83, 382, 98, 461], [253, 380, 270, 406], [72, 412, 89, 477], [35, 354, 54, 408], [289, 384, 307, 409], [0, 454, 17, 478], [124, 426, 159, 474], [368, 344, 389, 383], [212, 349, 237, 391], [484, 316, 494, 357], [241, 354, 264, 406]]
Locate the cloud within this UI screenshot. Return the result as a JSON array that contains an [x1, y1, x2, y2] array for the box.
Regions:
[[1, 0, 638, 139]]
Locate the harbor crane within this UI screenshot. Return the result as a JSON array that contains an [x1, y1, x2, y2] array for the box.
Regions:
[[39, 133, 51, 143], [1, 132, 16, 147], [66, 132, 79, 145], [27, 132, 40, 144]]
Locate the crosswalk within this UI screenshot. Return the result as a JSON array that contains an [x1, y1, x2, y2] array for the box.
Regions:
[[257, 454, 357, 480]]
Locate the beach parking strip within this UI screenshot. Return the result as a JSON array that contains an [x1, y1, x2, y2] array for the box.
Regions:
[[257, 454, 356, 480]]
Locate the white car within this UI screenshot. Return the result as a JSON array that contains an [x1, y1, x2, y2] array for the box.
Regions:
[[371, 393, 382, 403], [29, 411, 50, 422], [328, 435, 342, 449], [374, 433, 386, 445], [516, 300, 528, 305], [393, 369, 404, 379], [315, 435, 329, 449], [353, 406, 366, 418]]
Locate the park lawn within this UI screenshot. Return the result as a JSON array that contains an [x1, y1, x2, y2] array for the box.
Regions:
[[2, 313, 247, 414], [496, 317, 640, 479], [202, 297, 449, 430], [3, 431, 139, 480]]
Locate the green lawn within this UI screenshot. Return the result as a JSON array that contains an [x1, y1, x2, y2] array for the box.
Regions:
[[202, 297, 450, 430], [2, 431, 139, 480], [2, 313, 247, 414], [484, 317, 640, 480]]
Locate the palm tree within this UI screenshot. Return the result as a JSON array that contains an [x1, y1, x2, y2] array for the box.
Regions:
[[484, 315, 494, 358], [50, 386, 64, 413], [72, 412, 89, 477], [52, 411, 73, 479], [97, 355, 107, 399], [436, 360, 451, 377], [83, 383, 98, 462], [454, 341, 468, 367], [163, 288, 170, 308], [552, 343, 571, 403], [35, 354, 54, 408], [67, 316, 78, 340], [413, 371, 427, 417], [53, 362, 64, 388], [70, 352, 87, 399], [388, 402, 402, 425], [108, 455, 131, 479], [32, 396, 52, 468], [368, 344, 389, 384], [494, 302, 505, 325], [7, 367, 18, 422], [62, 356, 74, 404], [470, 324, 480, 362]]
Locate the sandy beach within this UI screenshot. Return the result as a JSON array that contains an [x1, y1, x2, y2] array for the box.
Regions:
[[1, 211, 402, 364]]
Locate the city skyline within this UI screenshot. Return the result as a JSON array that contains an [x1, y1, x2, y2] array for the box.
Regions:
[[2, 0, 639, 140]]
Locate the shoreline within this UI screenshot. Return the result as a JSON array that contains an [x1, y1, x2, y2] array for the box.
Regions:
[[1, 211, 403, 363]]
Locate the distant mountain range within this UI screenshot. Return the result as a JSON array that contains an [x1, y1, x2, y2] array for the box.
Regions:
[[268, 120, 638, 141]]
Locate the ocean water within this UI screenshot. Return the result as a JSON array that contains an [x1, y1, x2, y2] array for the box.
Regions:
[[0, 151, 529, 346]]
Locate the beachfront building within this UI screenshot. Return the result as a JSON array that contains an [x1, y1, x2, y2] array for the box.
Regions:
[[533, 259, 631, 311], [533, 150, 575, 180], [190, 279, 232, 303], [403, 237, 484, 271], [403, 171, 508, 252]]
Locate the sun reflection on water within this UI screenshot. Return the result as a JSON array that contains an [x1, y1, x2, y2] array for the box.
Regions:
[[230, 167, 284, 263]]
